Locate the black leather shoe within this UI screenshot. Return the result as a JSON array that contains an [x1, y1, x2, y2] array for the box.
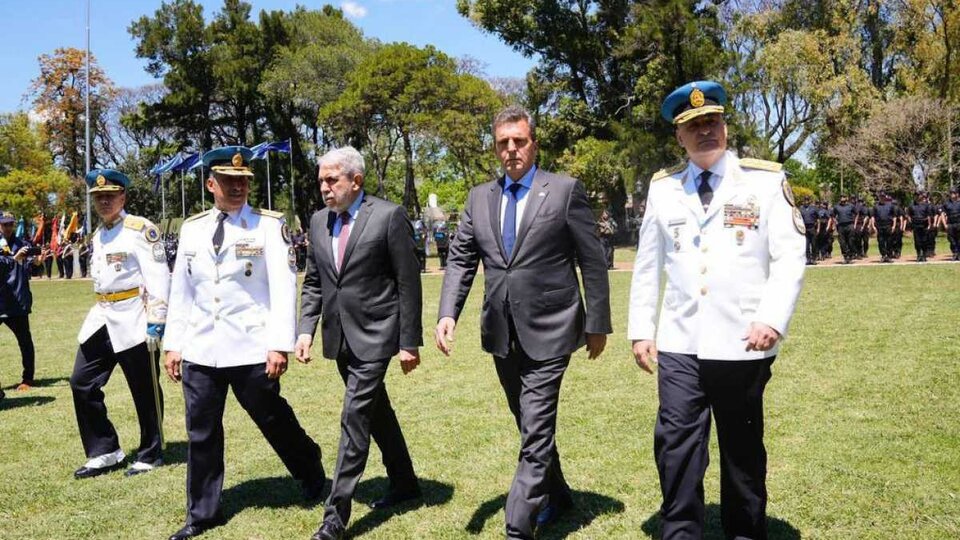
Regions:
[[168, 516, 225, 540], [368, 486, 422, 510], [74, 462, 124, 480], [310, 521, 343, 540]]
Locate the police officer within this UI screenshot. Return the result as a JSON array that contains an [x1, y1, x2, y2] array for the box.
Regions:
[[597, 208, 618, 269], [942, 188, 960, 260], [908, 192, 933, 262], [432, 217, 450, 269], [411, 215, 427, 272], [832, 194, 857, 263], [855, 196, 871, 258], [891, 196, 905, 259], [629, 80, 806, 540], [0, 211, 46, 391], [163, 147, 324, 540], [71, 169, 170, 479], [816, 200, 833, 260], [926, 194, 942, 259], [872, 194, 898, 262], [799, 197, 819, 264]]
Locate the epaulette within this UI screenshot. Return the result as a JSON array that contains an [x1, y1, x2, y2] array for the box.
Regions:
[[651, 163, 686, 182], [184, 209, 214, 224], [739, 158, 783, 173], [123, 215, 145, 231], [252, 208, 284, 219]]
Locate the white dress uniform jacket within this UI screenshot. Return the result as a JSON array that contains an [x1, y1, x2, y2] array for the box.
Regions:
[[77, 213, 170, 353], [628, 151, 806, 360], [163, 204, 296, 367]]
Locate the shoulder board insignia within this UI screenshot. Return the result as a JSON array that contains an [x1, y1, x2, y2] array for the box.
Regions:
[[184, 209, 214, 224], [739, 158, 783, 173], [651, 163, 686, 182], [123, 216, 145, 231], [252, 208, 284, 219]]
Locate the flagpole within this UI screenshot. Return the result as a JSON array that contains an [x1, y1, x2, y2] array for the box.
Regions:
[[180, 169, 186, 219], [199, 163, 206, 211], [84, 0, 92, 234], [266, 151, 273, 210], [289, 138, 295, 228], [161, 175, 166, 223]]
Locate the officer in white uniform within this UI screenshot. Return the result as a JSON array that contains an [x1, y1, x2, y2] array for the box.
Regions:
[[71, 169, 170, 479], [628, 81, 806, 540], [163, 147, 324, 540]]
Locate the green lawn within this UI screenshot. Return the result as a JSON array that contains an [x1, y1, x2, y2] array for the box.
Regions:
[[1, 264, 958, 539]]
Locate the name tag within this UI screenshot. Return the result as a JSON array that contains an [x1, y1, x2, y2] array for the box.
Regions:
[[667, 218, 686, 227], [235, 243, 264, 257], [105, 252, 128, 264], [724, 204, 759, 229]]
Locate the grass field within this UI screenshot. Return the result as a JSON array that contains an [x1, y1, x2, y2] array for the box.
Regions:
[[1, 257, 958, 539]]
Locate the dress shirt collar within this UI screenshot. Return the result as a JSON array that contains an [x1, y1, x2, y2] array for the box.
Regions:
[[215, 203, 248, 224], [503, 165, 537, 194], [688, 151, 728, 188], [342, 190, 365, 221], [103, 211, 127, 230]]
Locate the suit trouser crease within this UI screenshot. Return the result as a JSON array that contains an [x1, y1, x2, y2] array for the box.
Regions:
[[655, 351, 772, 540], [70, 325, 163, 463], [494, 350, 571, 540], [181, 361, 322, 526], [323, 351, 416, 531], [2, 315, 35, 382]]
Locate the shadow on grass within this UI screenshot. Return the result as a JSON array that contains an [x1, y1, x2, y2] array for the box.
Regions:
[[640, 504, 800, 539], [221, 475, 314, 520], [29, 376, 70, 388], [465, 490, 625, 538], [160, 440, 188, 467], [347, 477, 454, 537], [0, 394, 55, 410]]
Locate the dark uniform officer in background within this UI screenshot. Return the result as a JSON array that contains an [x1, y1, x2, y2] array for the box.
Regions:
[[872, 194, 898, 262], [816, 200, 833, 260], [164, 147, 324, 540], [412, 216, 427, 272], [832, 195, 857, 263], [854, 196, 871, 259], [891, 197, 905, 259], [597, 208, 618, 269], [908, 192, 933, 262], [0, 211, 46, 391], [71, 169, 170, 479], [941, 188, 960, 260], [433, 218, 450, 269], [799, 197, 819, 265], [926, 195, 942, 259]]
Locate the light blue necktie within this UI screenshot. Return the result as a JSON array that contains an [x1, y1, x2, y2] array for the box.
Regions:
[[502, 182, 521, 258]]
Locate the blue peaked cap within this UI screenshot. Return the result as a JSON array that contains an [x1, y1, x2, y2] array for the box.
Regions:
[[85, 169, 130, 193], [661, 80, 727, 124], [202, 146, 255, 177]]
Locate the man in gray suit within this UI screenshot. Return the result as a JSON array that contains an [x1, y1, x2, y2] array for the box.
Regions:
[[295, 146, 423, 540], [435, 105, 612, 540]]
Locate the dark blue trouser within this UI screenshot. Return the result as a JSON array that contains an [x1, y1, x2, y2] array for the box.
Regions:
[[655, 351, 774, 540]]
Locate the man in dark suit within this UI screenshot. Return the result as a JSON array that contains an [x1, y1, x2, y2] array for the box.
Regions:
[[435, 105, 612, 540], [295, 146, 423, 540]]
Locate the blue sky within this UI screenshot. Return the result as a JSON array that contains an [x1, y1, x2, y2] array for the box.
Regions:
[[0, 0, 536, 113]]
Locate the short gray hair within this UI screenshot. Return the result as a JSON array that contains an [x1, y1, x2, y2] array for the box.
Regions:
[[492, 105, 536, 141], [318, 146, 365, 179]]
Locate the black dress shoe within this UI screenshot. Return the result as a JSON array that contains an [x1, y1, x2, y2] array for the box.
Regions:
[[310, 521, 343, 540], [74, 462, 124, 480], [536, 493, 574, 527], [368, 486, 423, 509], [168, 516, 225, 540]]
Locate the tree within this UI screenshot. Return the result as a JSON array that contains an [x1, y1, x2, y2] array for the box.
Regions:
[[28, 47, 114, 176], [828, 97, 959, 194], [556, 136, 629, 209], [0, 169, 74, 219], [0, 113, 52, 176]]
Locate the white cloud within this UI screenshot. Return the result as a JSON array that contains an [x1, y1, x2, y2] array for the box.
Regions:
[[341, 1, 368, 19]]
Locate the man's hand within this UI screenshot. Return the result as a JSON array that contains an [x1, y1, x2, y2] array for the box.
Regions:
[[585, 333, 607, 359], [295, 334, 313, 364], [399, 348, 420, 375], [632, 340, 658, 374], [743, 322, 781, 352], [265, 351, 288, 379], [13, 247, 28, 264], [165, 351, 183, 382], [435, 317, 456, 356]]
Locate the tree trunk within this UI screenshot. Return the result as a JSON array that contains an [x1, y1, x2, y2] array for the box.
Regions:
[[401, 129, 420, 215]]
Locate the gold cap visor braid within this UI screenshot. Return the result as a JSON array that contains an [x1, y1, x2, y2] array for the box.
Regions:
[[674, 105, 725, 125]]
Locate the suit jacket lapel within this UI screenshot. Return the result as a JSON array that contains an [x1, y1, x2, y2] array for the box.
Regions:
[[338, 196, 372, 275], [320, 210, 336, 274], [678, 167, 704, 221], [510, 171, 549, 264], [704, 159, 742, 223], [488, 180, 508, 264]]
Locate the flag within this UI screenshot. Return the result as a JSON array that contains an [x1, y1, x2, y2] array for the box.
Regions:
[[151, 153, 187, 193], [64, 211, 79, 239], [32, 215, 44, 244], [171, 153, 200, 172], [15, 218, 25, 239], [50, 215, 60, 253], [251, 140, 291, 160]]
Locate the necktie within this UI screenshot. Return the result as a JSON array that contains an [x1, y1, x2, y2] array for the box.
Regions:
[[502, 182, 522, 259], [697, 170, 713, 212], [212, 212, 228, 254], [336, 212, 351, 272]]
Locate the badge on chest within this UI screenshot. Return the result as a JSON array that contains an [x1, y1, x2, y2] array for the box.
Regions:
[[724, 198, 760, 231], [105, 252, 128, 271], [234, 239, 263, 258]]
